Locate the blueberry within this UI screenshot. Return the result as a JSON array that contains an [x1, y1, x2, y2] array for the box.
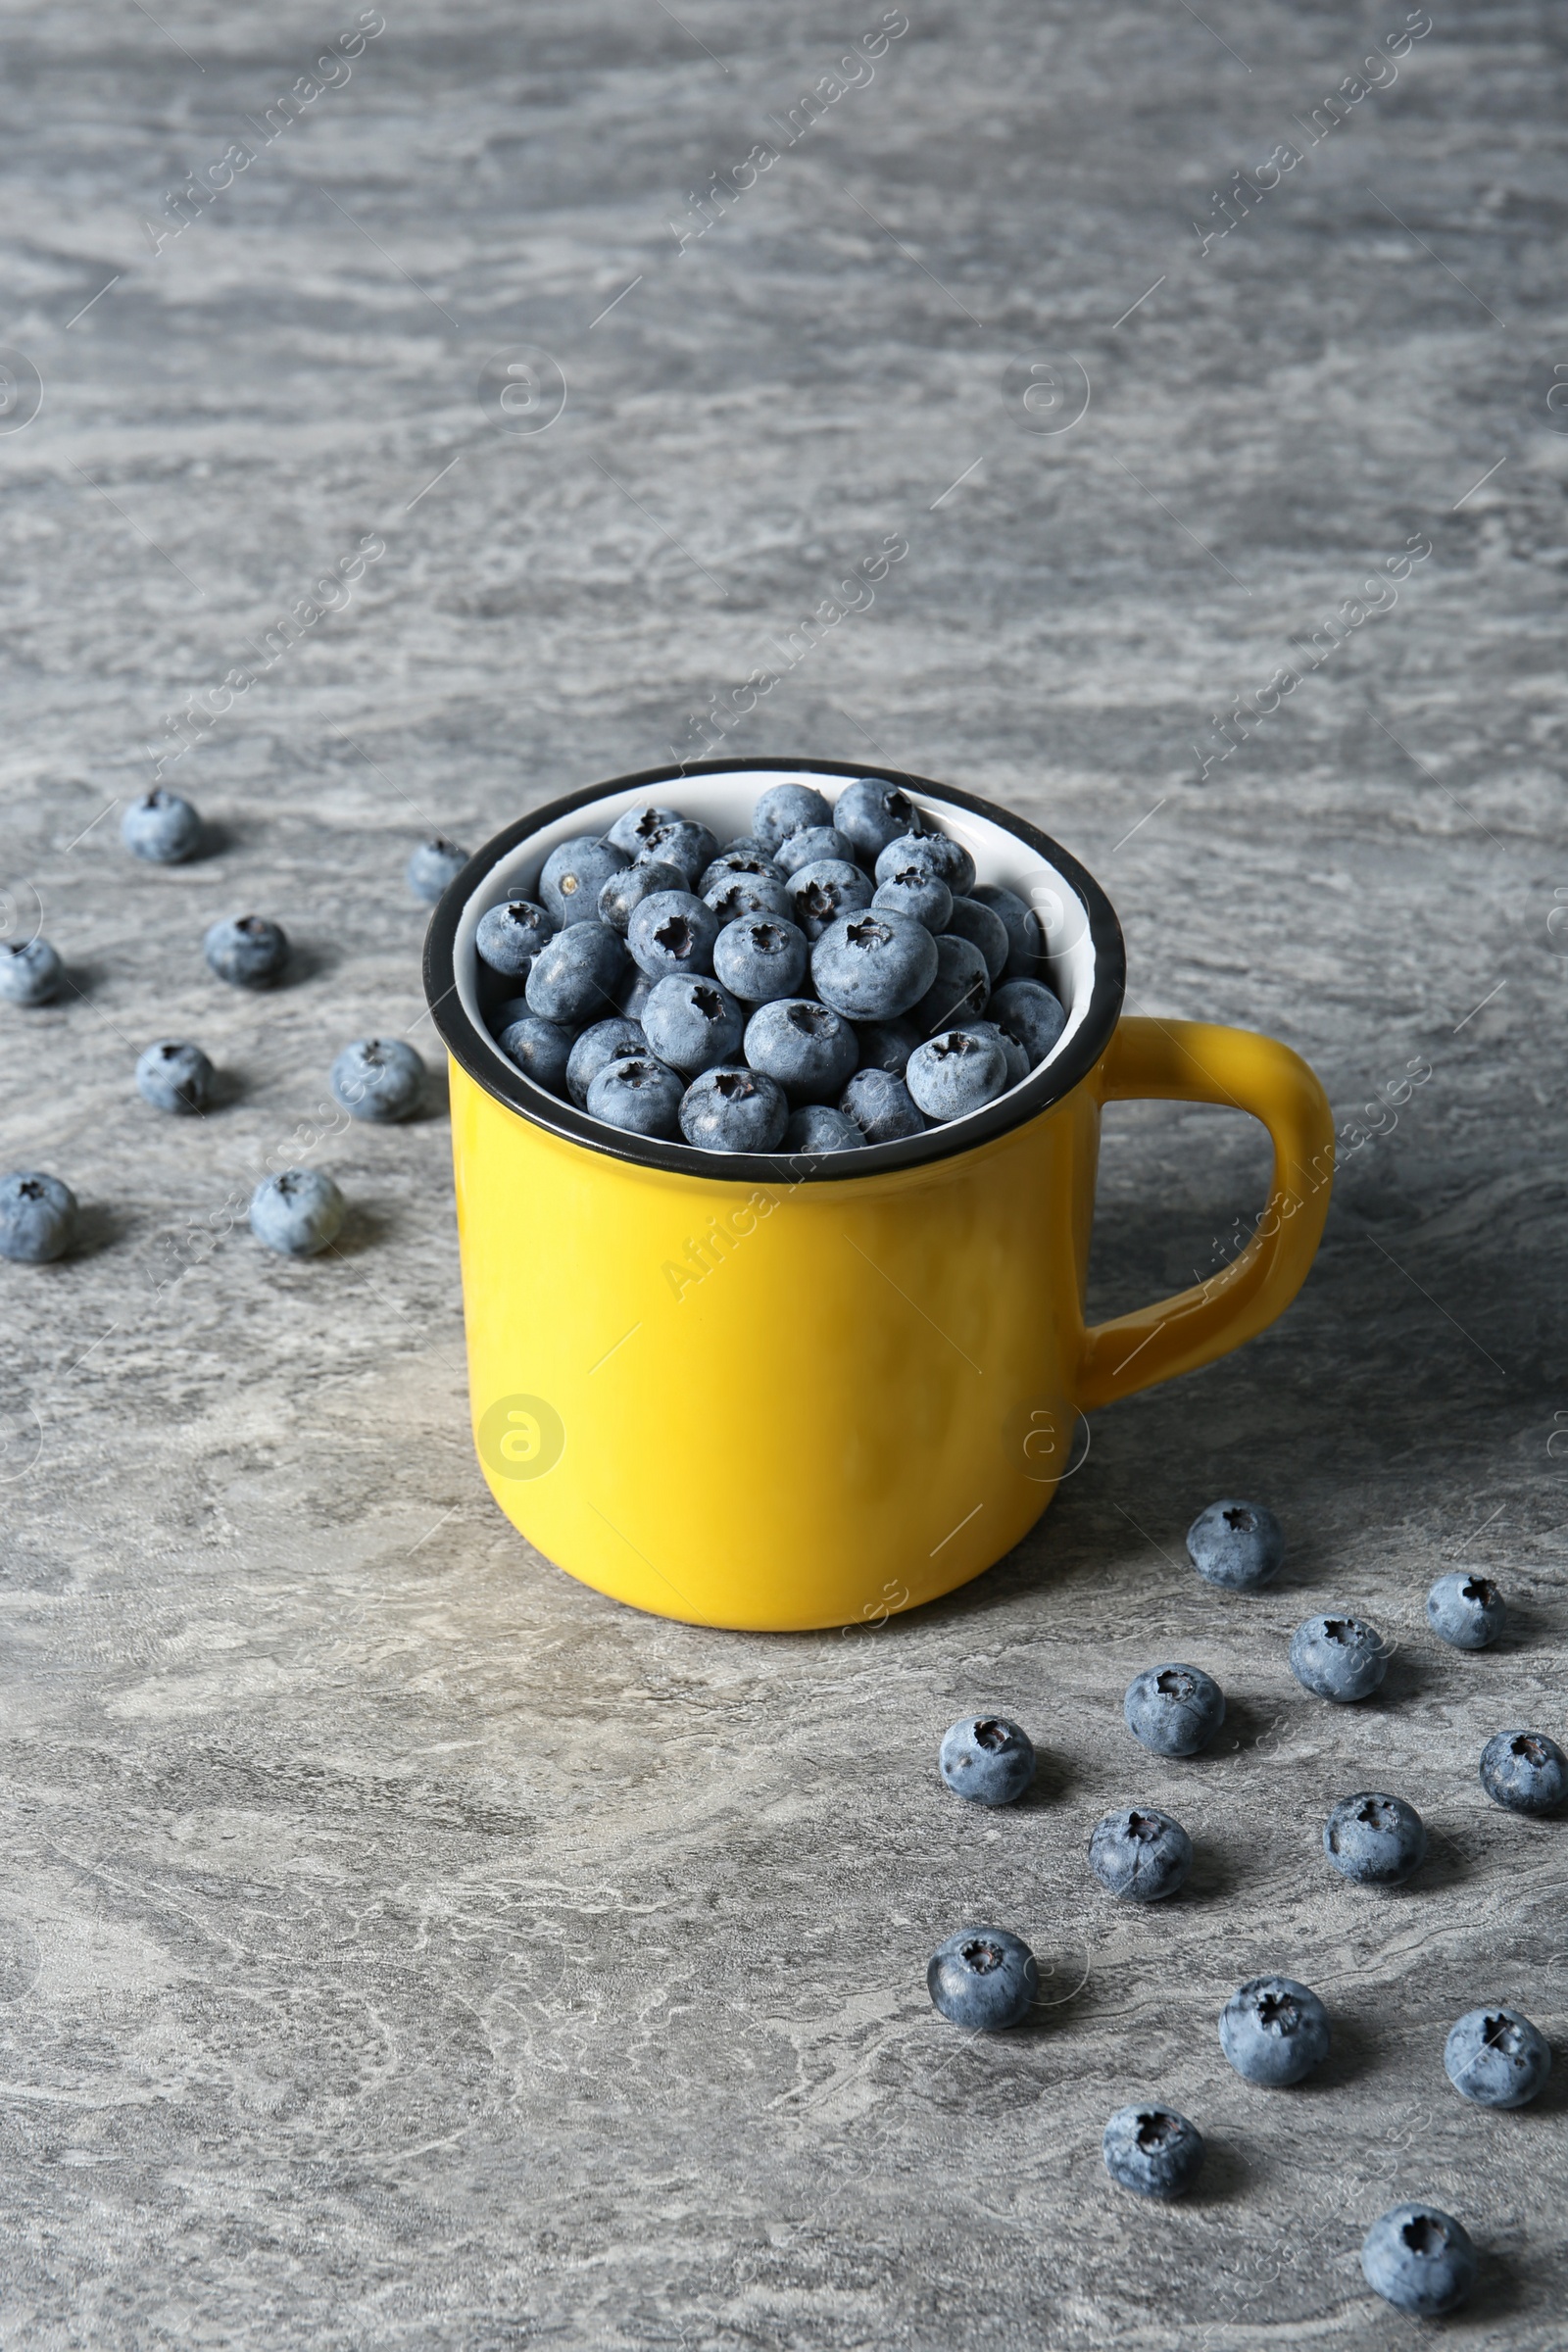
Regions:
[[953, 1019, 1028, 1090], [596, 859, 687, 938], [713, 916, 808, 1004], [1290, 1613, 1387, 1703], [871, 867, 954, 932], [1444, 2005, 1551, 2108], [407, 837, 469, 903], [565, 1017, 646, 1107], [539, 834, 628, 926], [586, 1054, 684, 1139], [627, 890, 719, 981], [1102, 2106, 1204, 2201], [943, 896, 1010, 983], [990, 978, 1066, 1068], [839, 1066, 925, 1144], [122, 788, 201, 863], [524, 923, 626, 1026], [330, 1038, 424, 1122], [834, 777, 924, 861], [617, 969, 655, 1018], [704, 871, 793, 926], [1088, 1807, 1192, 1902], [853, 1017, 921, 1077], [0, 1171, 77, 1263], [1219, 1977, 1330, 2086], [638, 817, 718, 888], [717, 835, 770, 858], [641, 974, 745, 1074], [926, 1928, 1038, 2030], [204, 915, 289, 988], [136, 1039, 214, 1114], [971, 883, 1044, 981], [811, 910, 938, 1021], [744, 998, 858, 1103], [488, 994, 531, 1037], [1, 939, 64, 1005], [1361, 2205, 1477, 2318], [774, 824, 855, 876], [874, 829, 976, 897], [606, 803, 681, 858], [1479, 1729, 1567, 1816], [700, 848, 786, 896], [912, 935, 991, 1036], [497, 1013, 575, 1093], [1123, 1664, 1225, 1757], [1323, 1790, 1426, 1886], [753, 780, 833, 853], [679, 1065, 788, 1152], [784, 1104, 863, 1153], [906, 1028, 1008, 1121], [1186, 1499, 1285, 1591], [939, 1715, 1036, 1806], [475, 898, 556, 978], [787, 858, 874, 942], [1426, 1571, 1505, 1650], [249, 1168, 344, 1257]]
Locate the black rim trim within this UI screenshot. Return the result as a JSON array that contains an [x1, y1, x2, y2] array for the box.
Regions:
[[423, 757, 1126, 1184]]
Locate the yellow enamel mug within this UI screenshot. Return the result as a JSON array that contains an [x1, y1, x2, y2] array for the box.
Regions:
[[425, 760, 1334, 1633]]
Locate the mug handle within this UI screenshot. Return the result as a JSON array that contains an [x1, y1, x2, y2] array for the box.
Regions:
[[1077, 1016, 1336, 1413]]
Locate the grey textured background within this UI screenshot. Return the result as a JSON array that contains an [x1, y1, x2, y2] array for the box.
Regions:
[[1, 1, 1565, 2344]]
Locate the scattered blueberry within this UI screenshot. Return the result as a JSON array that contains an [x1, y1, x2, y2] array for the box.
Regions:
[[943, 895, 1010, 983], [784, 1104, 863, 1153], [565, 1017, 646, 1107], [1361, 2205, 1477, 2318], [524, 923, 626, 1026], [407, 837, 469, 903], [679, 1065, 788, 1152], [1444, 2005, 1551, 2108], [912, 934, 991, 1035], [1186, 1500, 1285, 1592], [1479, 1729, 1567, 1816], [874, 829, 976, 898], [704, 870, 793, 925], [586, 1054, 684, 1139], [1323, 1791, 1426, 1886], [1426, 1571, 1505, 1650], [1290, 1614, 1388, 1703], [906, 1028, 1008, 1120], [136, 1039, 214, 1114], [122, 788, 201, 864], [641, 974, 745, 1074], [926, 1928, 1038, 2030], [713, 915, 808, 1004], [627, 890, 719, 981], [744, 998, 858, 1103], [1123, 1664, 1225, 1757], [0, 939, 64, 1005], [989, 977, 1066, 1068], [1219, 1977, 1330, 2086], [330, 1039, 425, 1122], [872, 865, 954, 933], [606, 804, 681, 858], [1102, 2106, 1205, 2201], [839, 1066, 925, 1144], [812, 910, 938, 1021], [1088, 1807, 1192, 1902], [204, 915, 288, 988], [0, 1171, 77, 1263], [753, 780, 833, 853], [953, 1018, 1028, 1089], [476, 899, 556, 977], [249, 1168, 344, 1257], [596, 859, 687, 937], [497, 1013, 575, 1093], [970, 883, 1044, 981], [638, 817, 718, 888], [786, 858, 874, 942], [539, 834, 628, 926], [834, 777, 923, 861], [939, 1715, 1036, 1807], [853, 1017, 921, 1077]]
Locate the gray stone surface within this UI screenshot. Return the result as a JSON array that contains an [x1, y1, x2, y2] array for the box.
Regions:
[[2, 0, 1565, 2343]]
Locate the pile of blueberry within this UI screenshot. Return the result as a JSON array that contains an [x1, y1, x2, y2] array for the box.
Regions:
[[471, 778, 1067, 1153], [927, 1500, 1561, 2319], [0, 790, 469, 1264]]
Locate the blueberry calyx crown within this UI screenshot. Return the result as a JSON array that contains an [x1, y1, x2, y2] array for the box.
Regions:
[[1124, 1810, 1159, 1841], [1155, 1669, 1196, 1698], [691, 985, 725, 1022], [959, 1937, 1004, 1975], [711, 1071, 759, 1102], [1511, 1734, 1549, 1765], [786, 1003, 834, 1038], [18, 1178, 45, 1200], [654, 915, 695, 955], [1134, 2111, 1180, 2152], [930, 1034, 984, 1063], [1356, 1796, 1396, 1828], [1483, 2013, 1523, 2053], [972, 1719, 1009, 1751], [1461, 1576, 1497, 1604], [1254, 1989, 1301, 2034], [1402, 2214, 1449, 2257], [1222, 1505, 1254, 1532]]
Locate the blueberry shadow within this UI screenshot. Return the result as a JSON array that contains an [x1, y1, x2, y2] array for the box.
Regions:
[[1471, 2245, 1526, 2322], [1305, 2010, 1373, 2092], [324, 1204, 394, 1259], [204, 1064, 247, 1111], [1489, 1602, 1540, 1656], [276, 941, 336, 989], [1370, 1646, 1431, 1708], [1185, 2132, 1248, 2206], [407, 1066, 451, 1125], [1179, 1838, 1232, 1902], [1016, 1753, 1071, 1807], [67, 1201, 131, 1259], [1404, 1827, 1469, 1896], [190, 820, 241, 860], [1209, 1694, 1274, 1758]]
